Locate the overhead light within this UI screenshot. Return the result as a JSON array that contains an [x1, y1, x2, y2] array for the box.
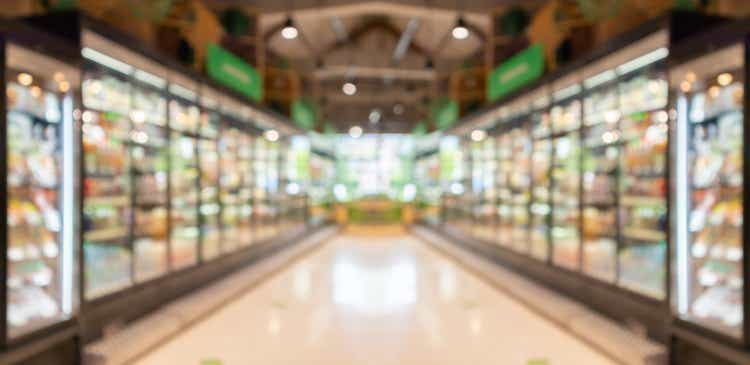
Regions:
[[452, 17, 469, 40], [17, 73, 33, 86], [342, 81, 357, 96], [281, 17, 298, 40], [349, 125, 363, 138], [82, 47, 133, 75], [369, 109, 381, 124], [718, 73, 733, 86], [393, 103, 404, 115], [470, 129, 487, 142], [53, 72, 65, 83], [58, 81, 70, 92], [264, 129, 280, 142]]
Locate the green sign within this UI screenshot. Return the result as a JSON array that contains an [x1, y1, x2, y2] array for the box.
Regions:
[[291, 99, 317, 130], [412, 121, 427, 136], [206, 44, 263, 101], [487, 43, 544, 102], [323, 122, 337, 135], [431, 99, 459, 130]]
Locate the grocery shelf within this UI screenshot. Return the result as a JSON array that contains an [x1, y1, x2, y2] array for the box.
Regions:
[[621, 227, 666, 243]]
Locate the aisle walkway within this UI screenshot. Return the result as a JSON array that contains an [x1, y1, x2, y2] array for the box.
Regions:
[[135, 228, 615, 365]]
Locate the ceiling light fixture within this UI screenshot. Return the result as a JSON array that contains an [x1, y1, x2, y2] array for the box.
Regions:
[[369, 109, 381, 124], [393, 103, 404, 115], [452, 17, 469, 40], [264, 129, 280, 142], [281, 17, 298, 40], [342, 81, 357, 96], [349, 125, 363, 138], [470, 129, 487, 142]]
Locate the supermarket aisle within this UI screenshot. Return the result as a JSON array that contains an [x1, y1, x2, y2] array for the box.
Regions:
[[136, 228, 615, 365]]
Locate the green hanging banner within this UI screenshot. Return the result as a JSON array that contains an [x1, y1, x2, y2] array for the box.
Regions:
[[291, 99, 317, 130], [206, 44, 263, 101], [431, 99, 459, 130], [487, 43, 544, 102], [412, 121, 427, 136], [323, 122, 337, 135]]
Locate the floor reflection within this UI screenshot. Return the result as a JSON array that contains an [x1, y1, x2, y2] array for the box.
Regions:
[[331, 245, 417, 315], [136, 232, 617, 365]]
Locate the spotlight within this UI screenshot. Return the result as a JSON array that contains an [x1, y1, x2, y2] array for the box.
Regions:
[[281, 17, 298, 40], [470, 129, 487, 142], [369, 109, 381, 124], [393, 103, 404, 115], [452, 17, 469, 40], [264, 129, 280, 142], [342, 81, 357, 96], [349, 125, 363, 138]]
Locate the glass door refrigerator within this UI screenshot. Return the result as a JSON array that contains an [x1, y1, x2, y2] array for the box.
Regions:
[[439, 135, 463, 231], [473, 135, 496, 241], [549, 78, 583, 271], [495, 99, 532, 252], [308, 148, 334, 226], [198, 90, 222, 260], [3, 31, 80, 341], [253, 135, 272, 241], [79, 28, 177, 299], [616, 46, 670, 300], [670, 26, 747, 350], [282, 135, 310, 231], [495, 122, 514, 248], [236, 125, 255, 246], [128, 60, 169, 283], [529, 87, 552, 261], [80, 37, 134, 299], [218, 98, 251, 251], [578, 30, 671, 297], [167, 76, 201, 269], [581, 65, 621, 282], [266, 136, 281, 237]]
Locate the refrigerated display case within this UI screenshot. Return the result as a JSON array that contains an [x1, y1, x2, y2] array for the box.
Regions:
[[550, 79, 583, 271], [11, 13, 311, 356], [414, 132, 442, 226], [496, 129, 513, 247], [279, 135, 309, 232], [617, 66, 670, 299], [81, 38, 134, 299], [199, 90, 222, 260], [308, 133, 335, 225], [415, 152, 442, 225], [168, 76, 201, 269], [253, 135, 280, 241], [267, 138, 282, 236], [494, 99, 532, 252], [671, 32, 746, 342], [471, 135, 497, 241], [530, 89, 552, 261], [429, 11, 735, 358], [80, 32, 175, 296], [4, 35, 80, 341], [129, 68, 168, 283], [440, 135, 470, 232], [218, 98, 254, 250], [581, 66, 620, 282]]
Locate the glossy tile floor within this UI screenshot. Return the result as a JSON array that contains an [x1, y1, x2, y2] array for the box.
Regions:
[[136, 228, 615, 365]]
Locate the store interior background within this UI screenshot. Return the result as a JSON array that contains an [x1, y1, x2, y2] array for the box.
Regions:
[[4, 0, 750, 364]]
